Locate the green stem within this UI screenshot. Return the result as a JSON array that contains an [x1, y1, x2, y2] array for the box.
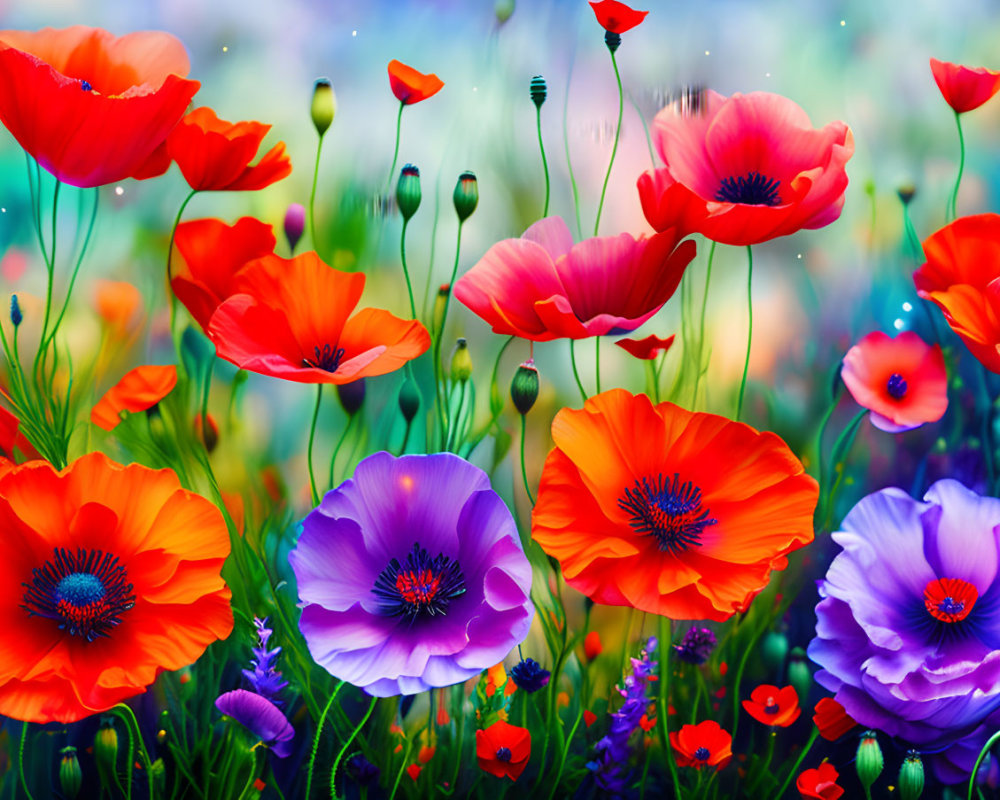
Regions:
[[691, 241, 716, 405], [400, 219, 418, 319], [307, 385, 324, 506], [736, 245, 753, 421], [563, 57, 583, 240], [594, 49, 624, 236], [328, 413, 356, 490], [166, 189, 198, 353], [820, 409, 867, 530], [43, 187, 99, 351], [657, 617, 682, 800], [38, 180, 61, 349], [947, 110, 965, 223], [111, 704, 154, 800], [309, 134, 326, 255], [305, 682, 344, 800], [774, 727, 819, 800], [730, 616, 767, 744], [386, 101, 405, 191], [331, 696, 377, 799], [970, 731, 1000, 800], [594, 336, 601, 394], [18, 722, 35, 800], [433, 223, 465, 446], [536, 106, 551, 217], [569, 340, 587, 403], [519, 414, 535, 505]]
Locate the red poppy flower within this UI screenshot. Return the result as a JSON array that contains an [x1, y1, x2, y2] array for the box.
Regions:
[[584, 631, 603, 660], [476, 720, 530, 781], [454, 216, 695, 342], [171, 217, 276, 331], [930, 58, 1000, 114], [796, 762, 844, 800], [0, 452, 232, 722], [532, 390, 817, 621], [841, 331, 947, 433], [589, 1, 649, 33], [742, 684, 800, 727], [164, 107, 292, 192], [812, 698, 856, 741], [207, 252, 429, 385], [638, 91, 853, 246], [0, 26, 199, 188], [388, 59, 444, 105], [915, 213, 1000, 374], [91, 365, 178, 431], [669, 720, 731, 770], [0, 406, 41, 463], [584, 709, 598, 727], [406, 764, 421, 781], [615, 333, 675, 360]]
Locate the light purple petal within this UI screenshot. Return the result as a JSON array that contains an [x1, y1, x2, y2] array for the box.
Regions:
[[215, 690, 295, 758]]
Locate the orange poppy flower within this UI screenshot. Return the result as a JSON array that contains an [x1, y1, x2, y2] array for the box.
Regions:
[[670, 720, 731, 770], [0, 406, 41, 463], [532, 390, 817, 621], [165, 107, 292, 192], [94, 280, 142, 334], [615, 333, 675, 360], [742, 684, 800, 727], [930, 58, 1000, 114], [915, 213, 1000, 373], [91, 365, 178, 431], [476, 720, 530, 781], [812, 697, 856, 741], [0, 26, 199, 187], [206, 252, 430, 385], [0, 452, 232, 722], [388, 60, 444, 105], [171, 217, 276, 331], [589, 1, 649, 34]]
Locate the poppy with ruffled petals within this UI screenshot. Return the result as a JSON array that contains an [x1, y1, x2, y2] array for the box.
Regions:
[[930, 58, 1000, 114], [164, 107, 292, 192], [0, 26, 199, 187], [915, 213, 1000, 373], [454, 216, 695, 342], [842, 331, 947, 433], [476, 720, 530, 780], [589, 1, 648, 34], [615, 333, 675, 360], [0, 452, 233, 722], [207, 253, 429, 385], [532, 390, 817, 621], [813, 698, 856, 741], [638, 91, 853, 246], [669, 720, 731, 770], [91, 365, 177, 431], [742, 684, 800, 727], [388, 60, 444, 105], [171, 217, 276, 331], [796, 762, 844, 800]]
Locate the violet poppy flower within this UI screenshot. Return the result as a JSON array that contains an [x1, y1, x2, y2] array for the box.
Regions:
[[215, 689, 294, 758], [808, 480, 1000, 783], [290, 452, 534, 696], [453, 216, 695, 342]]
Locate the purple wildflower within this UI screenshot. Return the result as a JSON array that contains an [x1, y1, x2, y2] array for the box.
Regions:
[[510, 657, 550, 693], [673, 626, 716, 665], [242, 617, 288, 705], [347, 753, 380, 786], [216, 689, 294, 758], [290, 451, 534, 697]]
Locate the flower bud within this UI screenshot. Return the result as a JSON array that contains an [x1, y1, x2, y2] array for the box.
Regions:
[[59, 747, 82, 799], [530, 75, 547, 108], [453, 171, 478, 223], [284, 203, 306, 253], [760, 631, 788, 672], [898, 750, 924, 800], [605, 30, 622, 53], [311, 78, 336, 136], [398, 376, 420, 423], [151, 758, 167, 794], [856, 731, 884, 793], [786, 647, 812, 705], [10, 294, 21, 327], [94, 719, 119, 788], [495, 0, 515, 24], [194, 413, 219, 452], [584, 630, 602, 660], [432, 284, 450, 333], [897, 184, 916, 206], [337, 378, 366, 415], [396, 164, 422, 222], [450, 339, 472, 383], [511, 360, 539, 415]]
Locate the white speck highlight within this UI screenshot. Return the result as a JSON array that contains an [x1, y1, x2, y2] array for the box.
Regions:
[[704, 50, 710, 56], [840, 19, 846, 26], [796, 253, 802, 259], [765, 72, 771, 78], [352, 30, 357, 37], [114, 186, 124, 196], [894, 318, 905, 330], [902, 302, 913, 312], [222, 45, 229, 52]]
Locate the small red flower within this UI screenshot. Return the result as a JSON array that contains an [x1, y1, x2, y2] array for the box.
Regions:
[[387, 60, 444, 105], [584, 710, 597, 728], [91, 365, 178, 431], [406, 764, 421, 782], [930, 58, 1000, 114], [639, 714, 656, 732], [742, 685, 800, 727], [812, 698, 856, 742], [669, 720, 731, 770], [796, 762, 844, 800], [615, 334, 675, 361], [589, 1, 649, 33], [417, 745, 436, 764], [584, 631, 602, 660], [476, 720, 530, 781]]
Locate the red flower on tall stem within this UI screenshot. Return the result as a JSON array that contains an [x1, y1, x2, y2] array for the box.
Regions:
[[796, 762, 844, 800], [0, 26, 199, 187], [589, 1, 648, 34], [387, 60, 443, 105], [476, 720, 530, 781], [930, 58, 1000, 114], [670, 720, 731, 770], [742, 684, 800, 727]]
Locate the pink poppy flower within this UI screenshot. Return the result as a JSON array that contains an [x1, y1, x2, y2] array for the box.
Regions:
[[453, 216, 695, 342], [840, 331, 948, 433], [637, 91, 854, 246], [930, 58, 1000, 114]]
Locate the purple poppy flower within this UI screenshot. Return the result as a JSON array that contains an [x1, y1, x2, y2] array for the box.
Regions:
[[215, 689, 295, 758], [808, 479, 1000, 783], [290, 451, 534, 697]]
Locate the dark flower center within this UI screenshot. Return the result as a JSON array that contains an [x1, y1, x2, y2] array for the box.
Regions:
[[764, 697, 780, 714], [694, 747, 710, 760], [923, 577, 977, 623], [302, 344, 346, 373], [372, 543, 466, 621], [619, 474, 717, 555], [22, 548, 135, 642], [886, 373, 907, 400], [715, 172, 782, 206], [80, 80, 93, 91], [495, 746, 512, 762]]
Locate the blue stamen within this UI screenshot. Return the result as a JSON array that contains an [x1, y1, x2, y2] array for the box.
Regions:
[[715, 171, 781, 206], [694, 747, 710, 760], [302, 343, 346, 373], [887, 373, 907, 400], [496, 747, 512, 762], [372, 543, 465, 621], [619, 474, 717, 554], [80, 80, 92, 91]]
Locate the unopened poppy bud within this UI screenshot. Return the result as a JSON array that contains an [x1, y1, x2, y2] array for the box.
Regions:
[[899, 750, 924, 800], [10, 294, 21, 327], [59, 747, 82, 799], [396, 164, 422, 222], [761, 631, 788, 671], [450, 339, 472, 382], [511, 360, 539, 415], [530, 75, 547, 108], [311, 78, 336, 136], [584, 631, 602, 660], [433, 284, 450, 333], [398, 376, 420, 422], [284, 203, 306, 253], [856, 731, 884, 793], [94, 719, 119, 786], [453, 171, 478, 222], [337, 378, 366, 415], [786, 647, 812, 704], [897, 184, 917, 206], [495, 0, 515, 24], [151, 758, 167, 793], [605, 30, 622, 53], [194, 413, 219, 452]]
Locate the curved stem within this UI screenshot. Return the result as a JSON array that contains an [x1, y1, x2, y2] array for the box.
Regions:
[[331, 696, 377, 799], [399, 219, 417, 319], [43, 187, 99, 351], [328, 413, 356, 490], [304, 682, 344, 800], [594, 336, 601, 394], [519, 414, 535, 505], [563, 55, 583, 240], [38, 179, 61, 349], [628, 90, 657, 168], [166, 189, 197, 351], [433, 223, 465, 447], [386, 101, 405, 191], [307, 385, 324, 506], [536, 106, 550, 218], [594, 49, 623, 236], [736, 245, 754, 421], [111, 704, 154, 800], [657, 617, 682, 800], [18, 721, 35, 800], [948, 110, 966, 223], [309, 134, 326, 256], [691, 240, 716, 404], [569, 340, 587, 403], [775, 727, 819, 800]]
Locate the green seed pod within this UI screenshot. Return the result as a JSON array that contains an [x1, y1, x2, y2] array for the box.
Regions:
[[450, 339, 473, 383], [59, 747, 82, 799], [311, 78, 336, 136], [530, 75, 547, 108], [396, 164, 422, 222], [453, 171, 479, 222], [398, 376, 420, 423], [898, 750, 924, 800], [94, 719, 119, 792], [856, 730, 884, 793], [511, 360, 540, 415], [761, 631, 788, 672], [786, 647, 812, 705]]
